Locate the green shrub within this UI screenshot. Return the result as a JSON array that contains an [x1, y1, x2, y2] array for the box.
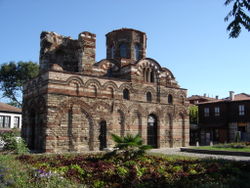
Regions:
[[106, 133, 152, 160], [93, 180, 105, 188], [0, 128, 29, 154], [116, 166, 129, 178]]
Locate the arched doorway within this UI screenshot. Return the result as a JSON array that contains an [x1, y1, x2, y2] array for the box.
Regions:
[[147, 114, 157, 148], [99, 121, 107, 150]]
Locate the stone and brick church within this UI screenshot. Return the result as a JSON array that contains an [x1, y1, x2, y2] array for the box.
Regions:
[[22, 28, 189, 153]]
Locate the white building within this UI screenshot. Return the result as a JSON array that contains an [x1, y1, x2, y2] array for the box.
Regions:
[[0, 102, 22, 130]]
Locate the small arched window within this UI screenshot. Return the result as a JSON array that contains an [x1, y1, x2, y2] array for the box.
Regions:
[[168, 94, 173, 104], [134, 44, 140, 60], [146, 92, 152, 102], [143, 68, 146, 82], [150, 70, 155, 83], [120, 43, 127, 58], [123, 88, 130, 100], [146, 68, 150, 82]]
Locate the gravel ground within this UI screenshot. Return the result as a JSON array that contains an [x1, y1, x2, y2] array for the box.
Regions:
[[149, 148, 250, 161]]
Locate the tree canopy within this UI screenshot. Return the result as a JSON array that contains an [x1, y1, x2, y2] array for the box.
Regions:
[[189, 105, 198, 125], [225, 0, 250, 38], [0, 61, 39, 107]]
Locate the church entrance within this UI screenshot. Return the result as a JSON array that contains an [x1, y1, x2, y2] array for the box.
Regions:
[[147, 114, 157, 148], [99, 121, 107, 150]]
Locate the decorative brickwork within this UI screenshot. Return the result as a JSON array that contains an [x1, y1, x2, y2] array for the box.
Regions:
[[22, 28, 189, 153]]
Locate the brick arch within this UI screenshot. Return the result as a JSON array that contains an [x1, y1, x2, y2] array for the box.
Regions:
[[161, 67, 175, 79], [151, 107, 164, 119], [114, 102, 128, 115], [52, 98, 95, 151], [66, 76, 84, 86], [136, 60, 161, 82], [177, 90, 186, 98], [25, 97, 46, 114], [53, 98, 93, 127], [23, 96, 47, 152], [118, 83, 135, 93], [135, 58, 162, 76], [142, 86, 156, 95], [84, 79, 102, 89], [166, 89, 176, 97], [177, 106, 189, 117], [102, 81, 119, 91], [128, 103, 147, 115], [162, 105, 174, 114], [92, 101, 112, 114]]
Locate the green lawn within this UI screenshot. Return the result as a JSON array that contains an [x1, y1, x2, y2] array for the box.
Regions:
[[191, 142, 250, 152]]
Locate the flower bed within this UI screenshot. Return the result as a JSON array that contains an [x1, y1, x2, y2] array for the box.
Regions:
[[16, 153, 250, 188]]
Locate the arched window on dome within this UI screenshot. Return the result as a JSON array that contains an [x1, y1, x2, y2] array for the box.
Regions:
[[134, 44, 140, 60], [146, 92, 152, 102], [146, 68, 150, 82], [150, 70, 155, 83], [123, 88, 130, 100], [143, 68, 146, 82], [120, 43, 128, 58]]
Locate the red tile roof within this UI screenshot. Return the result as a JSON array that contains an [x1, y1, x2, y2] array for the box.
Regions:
[[223, 93, 250, 101], [0, 102, 21, 113], [198, 93, 250, 104], [187, 95, 216, 101]]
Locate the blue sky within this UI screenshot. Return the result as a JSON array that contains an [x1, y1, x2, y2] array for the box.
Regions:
[[0, 0, 249, 100]]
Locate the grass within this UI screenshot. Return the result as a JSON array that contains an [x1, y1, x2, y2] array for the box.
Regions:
[[191, 142, 250, 152]]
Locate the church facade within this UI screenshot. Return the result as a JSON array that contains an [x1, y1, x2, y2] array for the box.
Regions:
[[22, 28, 189, 153]]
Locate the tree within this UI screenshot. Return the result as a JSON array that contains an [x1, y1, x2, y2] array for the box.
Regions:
[[225, 0, 250, 38], [0, 61, 39, 107], [189, 105, 198, 125]]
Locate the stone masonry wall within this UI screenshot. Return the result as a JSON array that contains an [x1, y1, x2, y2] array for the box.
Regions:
[[22, 28, 189, 153], [23, 71, 189, 153]]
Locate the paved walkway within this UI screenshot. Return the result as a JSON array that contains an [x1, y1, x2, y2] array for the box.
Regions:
[[149, 148, 250, 161]]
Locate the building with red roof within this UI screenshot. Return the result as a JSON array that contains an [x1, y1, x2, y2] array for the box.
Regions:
[[198, 92, 250, 145]]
